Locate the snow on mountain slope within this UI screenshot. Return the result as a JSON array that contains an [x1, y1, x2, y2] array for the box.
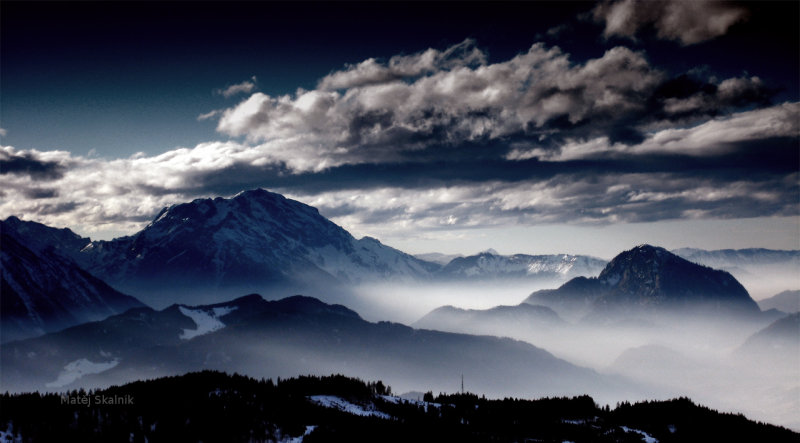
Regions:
[[45, 358, 120, 388], [74, 189, 439, 305], [438, 251, 606, 281], [308, 395, 393, 419], [178, 305, 238, 340]]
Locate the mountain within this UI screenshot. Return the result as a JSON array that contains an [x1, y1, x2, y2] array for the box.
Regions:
[[16, 189, 439, 306], [2, 371, 797, 443], [737, 313, 800, 361], [1, 215, 91, 255], [758, 290, 800, 313], [524, 244, 761, 321], [0, 294, 629, 404], [413, 303, 564, 336], [436, 251, 606, 282], [672, 247, 800, 299], [413, 252, 463, 265], [0, 221, 145, 343]]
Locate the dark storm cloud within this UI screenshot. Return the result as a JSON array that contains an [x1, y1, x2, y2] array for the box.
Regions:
[[32, 201, 81, 216], [0, 148, 66, 180], [22, 187, 59, 199]]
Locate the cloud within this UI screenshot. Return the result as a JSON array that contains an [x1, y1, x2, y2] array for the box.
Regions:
[[215, 41, 773, 174], [317, 38, 487, 90], [0, 40, 795, 241], [593, 0, 749, 45], [0, 146, 69, 180], [197, 109, 221, 121], [0, 128, 7, 137], [216, 76, 258, 98], [1, 102, 796, 238]]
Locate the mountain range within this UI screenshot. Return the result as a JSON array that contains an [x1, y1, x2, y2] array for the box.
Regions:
[[0, 293, 632, 404], [435, 250, 606, 282], [1, 190, 607, 311], [3, 188, 794, 343], [1, 188, 798, 430]]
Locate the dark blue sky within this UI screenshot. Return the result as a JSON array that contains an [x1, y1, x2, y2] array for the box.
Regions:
[[1, 1, 798, 257], [3, 1, 796, 156]]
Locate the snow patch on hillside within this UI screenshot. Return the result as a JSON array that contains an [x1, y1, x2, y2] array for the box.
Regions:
[[179, 306, 237, 340], [309, 395, 392, 419], [46, 358, 119, 388], [620, 426, 659, 443]]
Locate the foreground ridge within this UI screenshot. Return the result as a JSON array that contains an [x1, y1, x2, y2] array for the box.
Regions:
[[1, 371, 796, 442]]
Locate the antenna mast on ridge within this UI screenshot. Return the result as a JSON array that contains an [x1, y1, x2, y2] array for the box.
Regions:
[[461, 373, 464, 394]]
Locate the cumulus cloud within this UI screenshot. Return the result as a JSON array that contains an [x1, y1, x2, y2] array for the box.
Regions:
[[593, 0, 749, 45], [318, 38, 487, 90], [1, 102, 797, 238], [216, 76, 258, 98], [0, 40, 795, 240], [215, 40, 773, 174]]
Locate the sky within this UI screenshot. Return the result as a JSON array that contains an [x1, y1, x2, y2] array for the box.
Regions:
[[1, 1, 798, 258]]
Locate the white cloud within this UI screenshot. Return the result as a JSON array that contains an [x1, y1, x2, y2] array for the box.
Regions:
[[1, 41, 794, 241], [197, 109, 221, 121], [318, 38, 487, 90], [508, 102, 800, 161], [216, 42, 666, 172], [0, 128, 7, 137], [216, 76, 258, 98], [594, 0, 749, 45]]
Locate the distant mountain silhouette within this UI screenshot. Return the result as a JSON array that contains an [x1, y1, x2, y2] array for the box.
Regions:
[[413, 303, 564, 335], [758, 290, 800, 314], [525, 245, 761, 321], [737, 313, 800, 364], [436, 250, 606, 282]]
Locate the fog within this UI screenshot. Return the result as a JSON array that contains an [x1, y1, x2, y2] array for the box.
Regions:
[[3, 275, 797, 432], [354, 280, 799, 431], [343, 279, 560, 325], [726, 265, 800, 301]]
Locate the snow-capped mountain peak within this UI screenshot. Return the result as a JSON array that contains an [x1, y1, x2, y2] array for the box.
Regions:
[[75, 189, 438, 306]]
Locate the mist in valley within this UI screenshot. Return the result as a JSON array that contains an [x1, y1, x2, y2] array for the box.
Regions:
[[355, 277, 800, 431]]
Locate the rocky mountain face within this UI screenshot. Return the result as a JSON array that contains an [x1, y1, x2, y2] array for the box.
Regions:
[[0, 294, 627, 404], [525, 245, 762, 321], [7, 189, 439, 306], [0, 221, 144, 343]]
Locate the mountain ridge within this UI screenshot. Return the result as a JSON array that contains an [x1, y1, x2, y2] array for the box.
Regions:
[[0, 293, 630, 404], [0, 221, 145, 343]]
